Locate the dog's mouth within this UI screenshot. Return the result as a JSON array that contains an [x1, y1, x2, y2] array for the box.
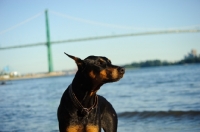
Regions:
[[115, 73, 124, 81], [119, 73, 124, 78]]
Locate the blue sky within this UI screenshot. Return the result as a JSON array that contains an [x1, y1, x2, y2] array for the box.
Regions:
[[0, 0, 200, 74]]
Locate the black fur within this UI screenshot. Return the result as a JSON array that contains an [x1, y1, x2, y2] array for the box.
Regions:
[[57, 53, 125, 132]]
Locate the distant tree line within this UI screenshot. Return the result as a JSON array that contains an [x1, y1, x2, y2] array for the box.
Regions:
[[122, 56, 200, 68]]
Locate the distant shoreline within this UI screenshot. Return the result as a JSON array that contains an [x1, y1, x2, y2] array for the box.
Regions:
[[122, 57, 200, 69], [0, 72, 67, 81], [1, 57, 200, 82]]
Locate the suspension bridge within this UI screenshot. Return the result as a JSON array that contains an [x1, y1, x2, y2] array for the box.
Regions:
[[1, 10, 200, 73]]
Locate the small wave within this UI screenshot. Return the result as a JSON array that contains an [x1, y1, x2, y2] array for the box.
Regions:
[[118, 111, 200, 118]]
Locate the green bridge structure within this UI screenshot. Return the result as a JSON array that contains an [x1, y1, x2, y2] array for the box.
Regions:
[[1, 10, 200, 73]]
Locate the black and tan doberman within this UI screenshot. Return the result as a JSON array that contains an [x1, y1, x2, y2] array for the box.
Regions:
[[57, 53, 125, 132]]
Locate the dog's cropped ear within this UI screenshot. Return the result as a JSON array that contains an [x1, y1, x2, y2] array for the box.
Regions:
[[64, 52, 85, 70]]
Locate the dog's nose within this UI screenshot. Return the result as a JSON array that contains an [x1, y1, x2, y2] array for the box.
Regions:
[[118, 67, 125, 74]]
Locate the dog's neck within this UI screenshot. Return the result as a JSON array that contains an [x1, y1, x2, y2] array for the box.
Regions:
[[71, 71, 103, 108]]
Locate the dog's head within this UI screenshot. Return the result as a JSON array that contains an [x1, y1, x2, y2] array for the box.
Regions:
[[65, 53, 125, 84]]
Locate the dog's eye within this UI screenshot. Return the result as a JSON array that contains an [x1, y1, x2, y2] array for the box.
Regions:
[[100, 62, 107, 67], [95, 61, 106, 66], [95, 62, 100, 65]]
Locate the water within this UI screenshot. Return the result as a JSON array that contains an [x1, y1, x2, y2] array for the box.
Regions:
[[0, 64, 200, 132]]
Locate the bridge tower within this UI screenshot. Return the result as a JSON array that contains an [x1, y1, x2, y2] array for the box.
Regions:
[[45, 10, 53, 73]]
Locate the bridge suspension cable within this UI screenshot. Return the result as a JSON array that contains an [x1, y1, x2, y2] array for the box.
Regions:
[[0, 12, 43, 35], [1, 28, 200, 50], [50, 29, 200, 44], [1, 10, 200, 73]]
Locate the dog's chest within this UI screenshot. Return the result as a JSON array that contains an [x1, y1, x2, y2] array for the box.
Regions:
[[66, 105, 101, 132], [66, 115, 100, 132], [66, 125, 99, 132]]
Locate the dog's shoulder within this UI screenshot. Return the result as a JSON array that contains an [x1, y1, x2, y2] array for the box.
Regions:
[[97, 95, 109, 105], [97, 95, 116, 113], [98, 95, 107, 111]]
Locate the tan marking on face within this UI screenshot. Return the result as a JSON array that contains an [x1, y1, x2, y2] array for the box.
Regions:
[[89, 71, 96, 79], [100, 69, 108, 79], [66, 125, 84, 132], [110, 68, 118, 79], [86, 125, 99, 132]]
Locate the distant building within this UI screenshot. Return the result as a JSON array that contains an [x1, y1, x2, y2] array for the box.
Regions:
[[10, 71, 20, 77], [0, 66, 20, 78], [185, 49, 198, 60]]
